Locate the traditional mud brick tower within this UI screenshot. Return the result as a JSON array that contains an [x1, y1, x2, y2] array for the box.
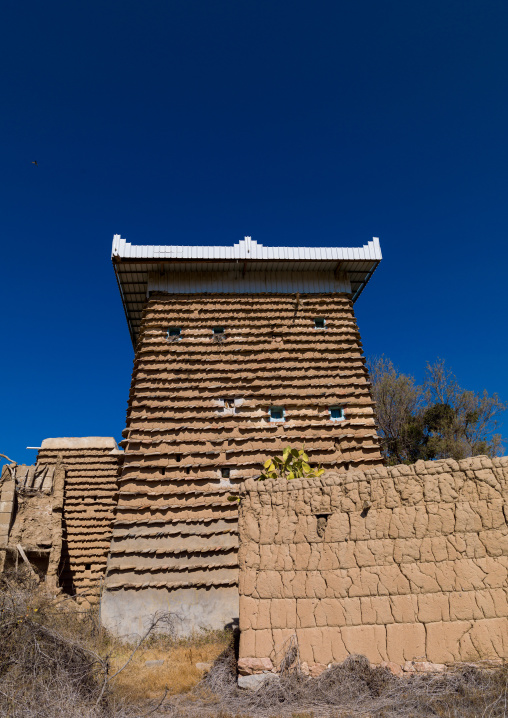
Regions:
[[101, 235, 383, 637]]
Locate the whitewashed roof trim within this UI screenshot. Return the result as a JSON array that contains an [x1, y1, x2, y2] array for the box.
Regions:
[[112, 235, 382, 262], [111, 235, 382, 347]]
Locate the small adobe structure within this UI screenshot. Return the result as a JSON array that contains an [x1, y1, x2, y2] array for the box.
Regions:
[[100, 234, 384, 636], [0, 437, 122, 599]]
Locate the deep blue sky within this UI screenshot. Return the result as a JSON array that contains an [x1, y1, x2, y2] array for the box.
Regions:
[[2, 0, 507, 468]]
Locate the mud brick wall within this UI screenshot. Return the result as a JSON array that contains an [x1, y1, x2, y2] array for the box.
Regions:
[[238, 456, 508, 667], [0, 462, 65, 585], [36, 438, 121, 598], [101, 291, 381, 637]]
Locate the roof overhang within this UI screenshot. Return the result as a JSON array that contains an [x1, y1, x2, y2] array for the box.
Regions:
[[112, 235, 382, 348]]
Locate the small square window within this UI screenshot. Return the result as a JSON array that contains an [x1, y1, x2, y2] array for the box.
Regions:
[[212, 326, 226, 343], [314, 318, 326, 329], [269, 406, 285, 422], [220, 398, 239, 414], [168, 327, 181, 340], [329, 406, 345, 421], [85, 563, 91, 571], [221, 468, 231, 479]]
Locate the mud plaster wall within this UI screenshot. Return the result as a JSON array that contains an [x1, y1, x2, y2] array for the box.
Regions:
[[0, 463, 64, 587], [238, 456, 508, 667], [101, 292, 382, 637]]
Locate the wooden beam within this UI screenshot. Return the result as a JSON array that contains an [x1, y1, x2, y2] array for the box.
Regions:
[[17, 544, 38, 580]]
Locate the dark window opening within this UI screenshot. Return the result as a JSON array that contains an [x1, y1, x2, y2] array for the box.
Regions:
[[85, 563, 91, 571], [185, 466, 191, 475], [175, 454, 182, 462], [168, 327, 181, 340], [161, 467, 166, 475], [221, 468, 231, 479], [361, 501, 372, 519], [330, 406, 345, 421], [315, 513, 331, 538], [212, 327, 226, 343], [314, 317, 326, 329], [269, 406, 285, 422]]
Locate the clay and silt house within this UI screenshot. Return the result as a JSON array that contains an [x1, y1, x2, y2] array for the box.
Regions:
[[100, 235, 383, 636], [0, 437, 121, 597], [3, 234, 508, 666]]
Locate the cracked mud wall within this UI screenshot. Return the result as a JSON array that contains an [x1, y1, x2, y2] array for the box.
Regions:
[[0, 462, 64, 587], [238, 455, 508, 666], [101, 291, 382, 637]]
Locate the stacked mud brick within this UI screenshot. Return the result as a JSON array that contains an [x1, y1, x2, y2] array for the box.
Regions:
[[36, 437, 121, 598], [238, 455, 508, 671], [101, 235, 383, 636]]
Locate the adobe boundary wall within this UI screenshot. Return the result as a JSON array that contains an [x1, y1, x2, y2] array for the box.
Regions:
[[238, 455, 508, 671]]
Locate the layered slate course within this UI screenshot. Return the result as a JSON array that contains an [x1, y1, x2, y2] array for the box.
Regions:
[[36, 437, 122, 598], [101, 291, 382, 636], [238, 455, 508, 671]]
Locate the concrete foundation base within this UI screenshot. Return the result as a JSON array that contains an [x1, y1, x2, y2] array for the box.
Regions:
[[100, 585, 239, 640]]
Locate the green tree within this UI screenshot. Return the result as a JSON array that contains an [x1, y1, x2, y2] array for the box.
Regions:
[[367, 356, 425, 464], [367, 357, 506, 464]]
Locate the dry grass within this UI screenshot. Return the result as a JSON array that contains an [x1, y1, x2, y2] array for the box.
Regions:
[[1, 571, 508, 718], [0, 569, 231, 717], [109, 631, 230, 702]]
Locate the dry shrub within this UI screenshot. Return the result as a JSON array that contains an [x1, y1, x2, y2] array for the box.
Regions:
[[2, 574, 508, 718], [174, 645, 508, 718], [0, 569, 198, 717], [0, 571, 108, 717], [0, 569, 232, 717]]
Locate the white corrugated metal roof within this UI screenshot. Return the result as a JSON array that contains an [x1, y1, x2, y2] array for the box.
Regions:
[[112, 235, 382, 262], [112, 235, 382, 348]]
